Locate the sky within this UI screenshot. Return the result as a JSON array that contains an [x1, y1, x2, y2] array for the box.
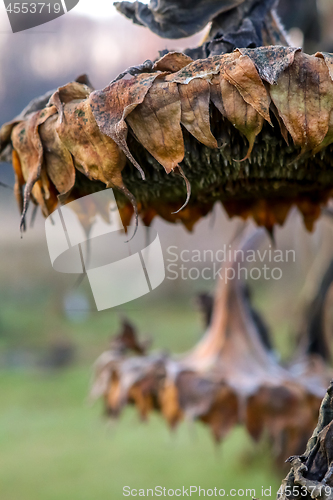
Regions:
[[0, 0, 149, 28], [73, 0, 149, 19], [0, 0, 150, 27]]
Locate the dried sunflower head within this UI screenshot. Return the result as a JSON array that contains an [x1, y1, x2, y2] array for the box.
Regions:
[[90, 231, 333, 463], [2, 47, 333, 233]]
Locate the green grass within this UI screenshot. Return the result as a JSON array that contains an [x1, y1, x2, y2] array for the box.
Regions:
[[0, 289, 204, 363], [0, 368, 282, 500]]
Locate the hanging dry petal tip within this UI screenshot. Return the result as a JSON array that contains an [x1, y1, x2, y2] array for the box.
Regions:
[[171, 166, 192, 215]]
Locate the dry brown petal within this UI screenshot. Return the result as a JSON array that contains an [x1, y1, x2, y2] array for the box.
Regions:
[[153, 52, 193, 73], [167, 55, 221, 85], [250, 199, 293, 230], [12, 149, 24, 214], [119, 203, 157, 229], [200, 386, 239, 442], [56, 99, 127, 190], [223, 52, 271, 123], [239, 46, 301, 85], [128, 380, 154, 420], [245, 385, 315, 452], [245, 395, 265, 442], [316, 52, 333, 82], [11, 106, 57, 228], [152, 202, 213, 232], [31, 173, 58, 218], [126, 81, 184, 174], [159, 381, 183, 428], [65, 192, 110, 235], [222, 199, 253, 221], [178, 78, 217, 149], [270, 52, 333, 154], [90, 72, 163, 179], [48, 81, 92, 123], [39, 114, 76, 201], [118, 203, 136, 229], [209, 74, 226, 116], [222, 195, 328, 233], [296, 197, 325, 232], [220, 77, 264, 160], [139, 207, 158, 227], [105, 372, 122, 415]]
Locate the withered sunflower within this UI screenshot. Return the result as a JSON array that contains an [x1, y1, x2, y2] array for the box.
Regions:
[[2, 1, 333, 496], [1, 1, 333, 235], [90, 230, 333, 466]]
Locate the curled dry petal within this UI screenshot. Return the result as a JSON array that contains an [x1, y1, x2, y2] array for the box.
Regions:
[[48, 81, 92, 123], [223, 51, 271, 123], [11, 106, 57, 229], [126, 81, 184, 173], [178, 78, 218, 149], [39, 114, 76, 201], [90, 73, 164, 179], [270, 52, 333, 154], [153, 52, 193, 73], [238, 46, 301, 85], [55, 99, 127, 190], [220, 77, 264, 160]]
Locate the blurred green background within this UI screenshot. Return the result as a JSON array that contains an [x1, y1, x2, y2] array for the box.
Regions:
[[0, 296, 283, 500], [1, 182, 333, 500]]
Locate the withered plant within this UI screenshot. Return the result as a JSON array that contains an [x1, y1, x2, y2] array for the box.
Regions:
[[91, 230, 333, 466], [2, 3, 333, 233], [1, 1, 333, 496]]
